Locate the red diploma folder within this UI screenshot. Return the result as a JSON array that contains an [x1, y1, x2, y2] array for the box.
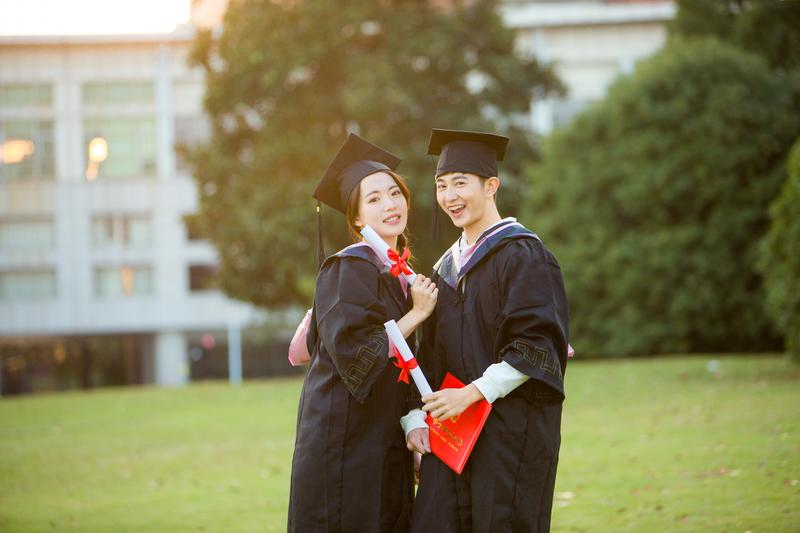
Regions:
[[425, 372, 492, 475]]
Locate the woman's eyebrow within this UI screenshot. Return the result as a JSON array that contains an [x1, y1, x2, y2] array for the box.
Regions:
[[364, 185, 399, 196]]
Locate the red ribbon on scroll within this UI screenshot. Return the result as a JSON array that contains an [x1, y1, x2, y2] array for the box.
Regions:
[[387, 247, 412, 278], [392, 347, 418, 384]]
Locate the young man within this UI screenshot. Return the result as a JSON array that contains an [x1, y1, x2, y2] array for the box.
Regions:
[[402, 129, 570, 532]]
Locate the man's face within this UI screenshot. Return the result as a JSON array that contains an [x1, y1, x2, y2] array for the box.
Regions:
[[435, 171, 495, 229]]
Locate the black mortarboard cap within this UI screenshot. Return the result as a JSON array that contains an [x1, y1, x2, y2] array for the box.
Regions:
[[427, 128, 509, 178], [311, 133, 401, 268], [312, 133, 402, 214]]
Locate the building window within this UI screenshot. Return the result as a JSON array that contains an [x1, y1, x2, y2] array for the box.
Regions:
[[172, 81, 204, 111], [189, 265, 216, 292], [0, 270, 57, 300], [0, 120, 55, 180], [0, 219, 54, 251], [82, 82, 154, 107], [91, 215, 151, 249], [183, 213, 206, 242], [552, 100, 590, 130], [0, 84, 53, 109], [94, 266, 153, 298], [83, 118, 156, 179], [174, 115, 210, 175]]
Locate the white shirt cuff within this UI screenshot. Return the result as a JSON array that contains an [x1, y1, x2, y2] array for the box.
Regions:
[[400, 409, 428, 439], [472, 361, 530, 404]]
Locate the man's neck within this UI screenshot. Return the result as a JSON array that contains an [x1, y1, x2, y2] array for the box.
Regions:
[[463, 211, 502, 245]]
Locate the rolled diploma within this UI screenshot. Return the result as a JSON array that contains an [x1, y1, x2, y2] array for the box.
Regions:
[[360, 225, 417, 284], [384, 319, 432, 397]]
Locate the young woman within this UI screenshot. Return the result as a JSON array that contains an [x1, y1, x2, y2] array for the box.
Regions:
[[288, 133, 438, 533]]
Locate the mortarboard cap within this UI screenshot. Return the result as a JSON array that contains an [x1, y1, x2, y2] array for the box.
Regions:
[[312, 133, 401, 214], [427, 128, 509, 178]]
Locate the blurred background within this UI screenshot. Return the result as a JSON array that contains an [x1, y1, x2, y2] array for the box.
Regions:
[[2, 0, 798, 398], [0, 0, 688, 395], [1, 1, 798, 531]]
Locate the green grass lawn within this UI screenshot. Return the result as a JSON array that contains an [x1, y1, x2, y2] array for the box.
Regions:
[[1, 355, 798, 532]]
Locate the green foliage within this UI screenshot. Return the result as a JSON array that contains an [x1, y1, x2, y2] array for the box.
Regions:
[[670, 0, 800, 360], [182, 0, 562, 308], [671, 0, 800, 71], [523, 39, 800, 356], [759, 140, 800, 363]]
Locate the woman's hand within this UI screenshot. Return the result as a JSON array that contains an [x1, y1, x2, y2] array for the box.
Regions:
[[422, 384, 485, 421], [406, 427, 430, 454], [396, 275, 438, 338], [410, 275, 438, 319]]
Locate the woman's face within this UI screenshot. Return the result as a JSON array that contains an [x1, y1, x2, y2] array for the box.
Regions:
[[354, 171, 408, 240]]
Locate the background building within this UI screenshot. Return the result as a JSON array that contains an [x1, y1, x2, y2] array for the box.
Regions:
[[0, 0, 674, 395], [0, 30, 276, 395], [503, 0, 675, 133]]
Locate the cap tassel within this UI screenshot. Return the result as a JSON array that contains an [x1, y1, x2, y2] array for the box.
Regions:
[[430, 154, 439, 241], [316, 200, 325, 269]]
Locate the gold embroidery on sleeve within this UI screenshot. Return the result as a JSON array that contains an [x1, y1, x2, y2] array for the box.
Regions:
[[343, 334, 387, 395]]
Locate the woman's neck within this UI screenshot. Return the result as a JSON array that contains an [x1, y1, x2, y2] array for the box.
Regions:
[[383, 235, 399, 250], [361, 234, 399, 250]]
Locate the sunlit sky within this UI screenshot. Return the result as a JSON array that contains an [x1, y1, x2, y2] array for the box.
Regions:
[[0, 0, 192, 36]]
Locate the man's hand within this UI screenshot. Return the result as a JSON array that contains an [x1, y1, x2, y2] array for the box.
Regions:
[[406, 427, 430, 454], [422, 384, 485, 421]]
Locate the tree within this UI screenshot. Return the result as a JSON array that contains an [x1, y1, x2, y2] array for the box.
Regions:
[[759, 139, 800, 364], [522, 38, 800, 356], [181, 0, 562, 308], [672, 0, 800, 361], [671, 0, 800, 71]]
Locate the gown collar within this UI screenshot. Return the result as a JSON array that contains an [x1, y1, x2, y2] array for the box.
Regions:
[[336, 242, 409, 299], [434, 219, 540, 289]]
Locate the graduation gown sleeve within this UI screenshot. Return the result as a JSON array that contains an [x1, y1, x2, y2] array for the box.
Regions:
[[494, 238, 569, 399], [315, 256, 392, 404]]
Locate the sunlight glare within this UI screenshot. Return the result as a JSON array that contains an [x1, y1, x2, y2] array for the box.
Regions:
[[0, 0, 192, 36]]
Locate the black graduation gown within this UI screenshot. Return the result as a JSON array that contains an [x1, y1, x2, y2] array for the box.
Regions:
[[289, 245, 415, 533], [411, 222, 569, 533]]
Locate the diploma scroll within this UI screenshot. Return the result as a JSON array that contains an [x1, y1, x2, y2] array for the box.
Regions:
[[361, 225, 417, 284], [383, 320, 432, 397]]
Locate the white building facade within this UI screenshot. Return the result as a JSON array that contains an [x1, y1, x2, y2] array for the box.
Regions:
[[0, 32, 260, 393], [502, 0, 675, 134]]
